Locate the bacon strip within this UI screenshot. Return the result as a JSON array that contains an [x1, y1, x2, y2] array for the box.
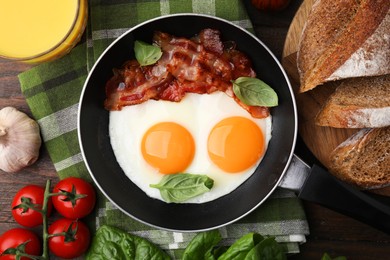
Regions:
[[104, 29, 269, 118]]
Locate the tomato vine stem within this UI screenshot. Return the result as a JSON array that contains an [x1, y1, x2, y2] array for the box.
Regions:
[[41, 179, 51, 260]]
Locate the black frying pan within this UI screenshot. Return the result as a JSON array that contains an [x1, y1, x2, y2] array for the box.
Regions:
[[78, 14, 298, 231]]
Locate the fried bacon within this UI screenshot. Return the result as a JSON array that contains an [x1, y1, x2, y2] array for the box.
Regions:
[[104, 28, 269, 118]]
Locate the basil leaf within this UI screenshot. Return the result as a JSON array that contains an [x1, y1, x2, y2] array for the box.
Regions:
[[244, 237, 286, 260], [134, 40, 163, 66], [218, 233, 264, 260], [150, 173, 214, 203], [86, 225, 170, 260], [232, 77, 278, 107], [183, 230, 222, 260]]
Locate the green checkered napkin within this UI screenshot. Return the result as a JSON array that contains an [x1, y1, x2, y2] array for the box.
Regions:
[[18, 0, 309, 258]]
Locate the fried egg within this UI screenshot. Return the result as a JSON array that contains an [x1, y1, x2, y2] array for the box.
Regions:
[[109, 92, 272, 203]]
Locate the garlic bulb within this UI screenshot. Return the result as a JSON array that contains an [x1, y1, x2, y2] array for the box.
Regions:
[[0, 107, 41, 172]]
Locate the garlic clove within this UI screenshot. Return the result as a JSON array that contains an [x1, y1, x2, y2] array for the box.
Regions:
[[0, 107, 42, 173]]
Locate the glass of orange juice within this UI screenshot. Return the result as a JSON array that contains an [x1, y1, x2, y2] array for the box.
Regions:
[[0, 0, 87, 63]]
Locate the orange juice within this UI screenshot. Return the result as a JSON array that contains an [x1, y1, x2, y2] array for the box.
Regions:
[[0, 0, 87, 63]]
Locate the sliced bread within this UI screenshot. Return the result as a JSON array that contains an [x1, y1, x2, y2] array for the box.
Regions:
[[315, 74, 390, 128], [297, 0, 390, 92], [329, 126, 390, 189]]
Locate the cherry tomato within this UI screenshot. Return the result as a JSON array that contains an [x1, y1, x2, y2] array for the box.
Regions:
[[11, 185, 53, 227], [0, 228, 41, 260], [52, 177, 96, 219], [48, 218, 90, 259]]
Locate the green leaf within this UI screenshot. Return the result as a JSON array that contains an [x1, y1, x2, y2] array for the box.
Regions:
[[207, 246, 228, 259], [134, 40, 163, 66], [232, 77, 278, 107], [86, 225, 170, 260], [183, 230, 222, 260], [218, 233, 264, 260], [150, 173, 214, 203], [244, 237, 286, 260]]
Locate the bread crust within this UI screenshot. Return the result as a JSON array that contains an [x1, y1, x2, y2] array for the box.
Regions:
[[329, 11, 390, 81], [315, 75, 390, 128], [329, 127, 390, 189], [297, 0, 390, 92]]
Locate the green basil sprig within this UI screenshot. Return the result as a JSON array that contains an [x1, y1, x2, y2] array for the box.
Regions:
[[150, 173, 214, 203], [232, 77, 278, 107], [134, 40, 163, 66]]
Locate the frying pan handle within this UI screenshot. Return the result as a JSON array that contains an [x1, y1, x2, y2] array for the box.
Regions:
[[299, 164, 390, 234]]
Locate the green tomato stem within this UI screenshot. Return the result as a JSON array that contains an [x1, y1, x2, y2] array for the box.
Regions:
[[41, 179, 51, 260], [17, 252, 44, 260], [47, 232, 67, 238], [48, 192, 63, 197]]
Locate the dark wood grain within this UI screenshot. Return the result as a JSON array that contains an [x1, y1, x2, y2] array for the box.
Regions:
[[0, 1, 389, 259]]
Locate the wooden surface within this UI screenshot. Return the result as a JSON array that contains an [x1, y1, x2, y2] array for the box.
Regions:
[[282, 0, 313, 57], [0, 0, 389, 259]]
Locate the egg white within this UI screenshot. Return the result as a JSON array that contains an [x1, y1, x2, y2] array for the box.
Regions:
[[109, 92, 272, 203]]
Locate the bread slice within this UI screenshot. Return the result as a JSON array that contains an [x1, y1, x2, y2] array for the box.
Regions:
[[315, 74, 390, 128], [297, 0, 390, 92], [329, 127, 390, 189]]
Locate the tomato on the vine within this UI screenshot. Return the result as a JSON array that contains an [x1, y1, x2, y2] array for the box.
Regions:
[[0, 228, 41, 260], [48, 218, 90, 259], [52, 177, 96, 219], [11, 185, 53, 227]]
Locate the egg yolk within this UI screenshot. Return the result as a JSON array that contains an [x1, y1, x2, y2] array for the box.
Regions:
[[208, 117, 265, 173], [141, 122, 195, 174]]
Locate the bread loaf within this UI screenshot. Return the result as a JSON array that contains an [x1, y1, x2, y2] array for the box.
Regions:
[[297, 0, 390, 92], [315, 74, 390, 128], [329, 126, 390, 189]]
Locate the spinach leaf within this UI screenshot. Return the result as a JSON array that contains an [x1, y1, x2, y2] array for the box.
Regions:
[[181, 231, 288, 260], [232, 77, 278, 107], [182, 230, 222, 260], [86, 225, 171, 260], [244, 237, 286, 260], [134, 40, 163, 66], [206, 246, 229, 260], [218, 233, 264, 260], [150, 173, 214, 203]]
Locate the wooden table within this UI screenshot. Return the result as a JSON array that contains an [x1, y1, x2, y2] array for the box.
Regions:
[[1, 1, 389, 259]]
